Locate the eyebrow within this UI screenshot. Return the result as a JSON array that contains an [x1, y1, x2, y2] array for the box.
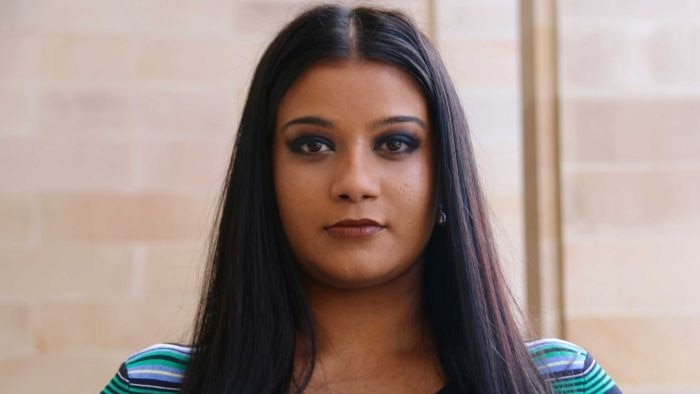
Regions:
[[372, 115, 427, 130], [281, 115, 427, 132]]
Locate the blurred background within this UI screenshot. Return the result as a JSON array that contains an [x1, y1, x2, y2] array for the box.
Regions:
[[0, 0, 698, 392]]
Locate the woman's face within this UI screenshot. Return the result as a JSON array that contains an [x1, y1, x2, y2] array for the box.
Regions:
[[273, 60, 436, 290]]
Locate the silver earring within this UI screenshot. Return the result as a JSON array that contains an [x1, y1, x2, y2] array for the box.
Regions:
[[437, 204, 447, 225]]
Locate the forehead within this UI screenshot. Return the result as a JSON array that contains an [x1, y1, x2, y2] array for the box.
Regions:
[[276, 60, 428, 127]]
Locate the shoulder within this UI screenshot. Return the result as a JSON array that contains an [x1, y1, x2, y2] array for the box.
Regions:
[[101, 343, 191, 393], [525, 338, 622, 393]]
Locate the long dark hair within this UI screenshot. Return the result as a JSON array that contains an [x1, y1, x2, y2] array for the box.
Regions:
[[181, 4, 553, 393]]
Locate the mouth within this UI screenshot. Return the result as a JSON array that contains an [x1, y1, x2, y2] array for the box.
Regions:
[[324, 218, 385, 239]]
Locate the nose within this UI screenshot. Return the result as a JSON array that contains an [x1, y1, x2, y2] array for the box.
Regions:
[[330, 146, 380, 203]]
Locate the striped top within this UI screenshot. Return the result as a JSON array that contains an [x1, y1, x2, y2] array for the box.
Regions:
[[101, 338, 621, 393]]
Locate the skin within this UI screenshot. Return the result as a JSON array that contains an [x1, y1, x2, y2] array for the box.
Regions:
[[273, 59, 444, 393]]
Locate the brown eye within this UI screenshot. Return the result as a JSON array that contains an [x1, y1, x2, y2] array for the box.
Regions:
[[289, 136, 334, 155], [375, 134, 419, 155], [305, 141, 324, 153], [385, 140, 404, 152]]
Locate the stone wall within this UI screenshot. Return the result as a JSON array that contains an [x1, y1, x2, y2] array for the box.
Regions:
[[558, 1, 700, 392]]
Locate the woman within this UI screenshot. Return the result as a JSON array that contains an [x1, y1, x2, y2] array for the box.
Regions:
[[101, 4, 620, 394]]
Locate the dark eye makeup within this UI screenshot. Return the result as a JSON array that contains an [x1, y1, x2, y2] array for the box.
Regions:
[[287, 132, 421, 157], [374, 133, 420, 155], [287, 135, 334, 155]]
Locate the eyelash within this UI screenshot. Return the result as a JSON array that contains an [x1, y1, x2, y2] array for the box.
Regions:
[[288, 133, 420, 156]]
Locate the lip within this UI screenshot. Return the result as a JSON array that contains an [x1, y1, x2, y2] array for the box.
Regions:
[[325, 218, 385, 239]]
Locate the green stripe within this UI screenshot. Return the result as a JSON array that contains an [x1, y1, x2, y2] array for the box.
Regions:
[[103, 378, 128, 394], [128, 358, 187, 371], [111, 374, 131, 391], [591, 379, 616, 394], [550, 374, 588, 387], [531, 349, 586, 363], [101, 385, 120, 394], [584, 364, 604, 388], [586, 367, 613, 393]]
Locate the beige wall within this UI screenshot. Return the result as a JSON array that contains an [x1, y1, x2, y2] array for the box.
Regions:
[[2, 0, 695, 393], [558, 1, 700, 393], [0, 1, 243, 392]]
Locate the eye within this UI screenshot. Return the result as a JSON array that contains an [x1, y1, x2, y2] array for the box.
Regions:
[[288, 136, 334, 155], [375, 134, 420, 155]]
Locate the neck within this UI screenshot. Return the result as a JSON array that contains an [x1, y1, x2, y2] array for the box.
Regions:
[[292, 261, 446, 392], [297, 260, 433, 361]]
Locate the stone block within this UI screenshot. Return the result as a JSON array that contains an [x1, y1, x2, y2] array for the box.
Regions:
[[559, 25, 641, 90], [0, 86, 34, 135], [0, 245, 133, 301], [139, 243, 205, 299], [0, 136, 133, 192], [137, 36, 259, 83], [40, 34, 138, 81], [36, 85, 133, 135], [133, 139, 232, 195], [0, 303, 35, 357], [0, 196, 36, 242], [562, 170, 700, 237], [134, 88, 237, 136], [436, 0, 517, 40], [440, 37, 518, 89], [561, 98, 700, 162], [565, 239, 700, 316], [0, 33, 42, 80], [39, 193, 212, 242], [37, 300, 196, 351], [646, 25, 700, 87]]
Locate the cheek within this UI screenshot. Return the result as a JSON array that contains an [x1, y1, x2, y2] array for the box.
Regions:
[[388, 159, 434, 224], [273, 156, 324, 232]]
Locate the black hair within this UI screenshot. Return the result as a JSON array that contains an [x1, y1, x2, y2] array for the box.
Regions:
[[181, 4, 553, 393]]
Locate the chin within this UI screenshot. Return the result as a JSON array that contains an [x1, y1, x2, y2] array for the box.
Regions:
[[300, 258, 420, 290]]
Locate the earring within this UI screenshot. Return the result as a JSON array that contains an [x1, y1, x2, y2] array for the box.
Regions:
[[437, 203, 447, 225]]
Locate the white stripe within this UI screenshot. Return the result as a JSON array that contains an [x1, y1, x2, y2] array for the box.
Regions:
[[526, 338, 587, 354], [115, 370, 129, 383], [544, 359, 598, 380], [128, 369, 184, 378], [128, 343, 192, 360], [538, 360, 585, 369], [129, 382, 180, 391]]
